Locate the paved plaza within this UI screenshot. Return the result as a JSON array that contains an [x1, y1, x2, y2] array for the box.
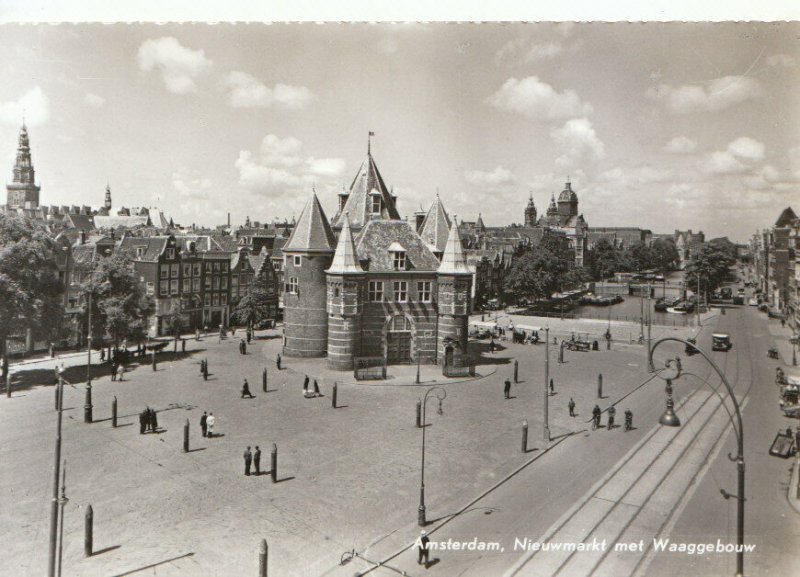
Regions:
[[2, 309, 798, 577]]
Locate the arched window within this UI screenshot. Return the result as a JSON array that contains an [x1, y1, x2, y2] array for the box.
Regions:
[[389, 315, 410, 331]]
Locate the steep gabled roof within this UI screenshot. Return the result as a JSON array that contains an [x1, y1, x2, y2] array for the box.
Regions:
[[418, 195, 452, 254], [438, 219, 471, 275], [331, 152, 400, 230], [283, 192, 336, 253], [327, 213, 363, 274], [354, 220, 440, 272], [775, 206, 797, 227]]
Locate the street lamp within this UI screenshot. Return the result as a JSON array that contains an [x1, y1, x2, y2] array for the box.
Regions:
[[418, 385, 446, 526], [648, 337, 745, 577]]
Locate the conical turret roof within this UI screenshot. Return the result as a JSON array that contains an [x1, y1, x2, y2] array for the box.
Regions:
[[327, 213, 363, 274], [284, 192, 336, 253], [419, 194, 452, 254], [438, 218, 471, 275], [332, 151, 400, 230]]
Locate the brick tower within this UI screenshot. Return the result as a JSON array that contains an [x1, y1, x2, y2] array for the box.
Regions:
[[436, 219, 472, 365], [325, 213, 365, 370], [524, 193, 537, 226], [6, 122, 40, 209], [282, 192, 337, 358]]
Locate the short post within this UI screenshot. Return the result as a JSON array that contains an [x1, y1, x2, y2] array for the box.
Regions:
[[416, 356, 421, 384], [84, 504, 93, 557], [181, 339, 186, 353], [259, 538, 268, 577], [521, 419, 528, 453], [513, 359, 519, 384], [183, 419, 189, 453], [203, 358, 208, 381], [200, 359, 204, 375], [270, 444, 277, 483], [598, 373, 603, 399], [174, 337, 178, 353], [84, 384, 93, 424], [416, 399, 422, 428], [331, 382, 338, 408], [151, 351, 157, 371], [55, 385, 59, 410], [112, 396, 117, 428], [262, 368, 267, 392]]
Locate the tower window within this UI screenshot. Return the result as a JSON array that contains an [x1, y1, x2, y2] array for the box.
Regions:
[[368, 281, 383, 302], [287, 277, 299, 294], [417, 281, 432, 303], [371, 195, 381, 214], [293, 255, 301, 267], [393, 281, 408, 303]]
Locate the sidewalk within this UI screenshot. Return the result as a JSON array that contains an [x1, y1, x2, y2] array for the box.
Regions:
[[765, 314, 797, 368]]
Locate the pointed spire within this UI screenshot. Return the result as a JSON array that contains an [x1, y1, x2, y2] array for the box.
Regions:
[[419, 195, 451, 254], [327, 213, 362, 274], [438, 218, 470, 275], [284, 191, 336, 253]]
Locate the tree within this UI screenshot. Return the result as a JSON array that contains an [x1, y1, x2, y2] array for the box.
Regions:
[[650, 238, 679, 276], [505, 230, 584, 302], [0, 214, 64, 377], [685, 243, 736, 299], [79, 251, 154, 348], [232, 286, 275, 328], [621, 241, 655, 273], [585, 238, 621, 281]]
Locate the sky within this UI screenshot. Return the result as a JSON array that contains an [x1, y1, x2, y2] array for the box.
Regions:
[[0, 22, 797, 241]]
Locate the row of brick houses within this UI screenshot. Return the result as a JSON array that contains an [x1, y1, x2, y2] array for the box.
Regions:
[[752, 207, 798, 329]]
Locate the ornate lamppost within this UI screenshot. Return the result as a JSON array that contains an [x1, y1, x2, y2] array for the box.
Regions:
[[418, 386, 446, 526]]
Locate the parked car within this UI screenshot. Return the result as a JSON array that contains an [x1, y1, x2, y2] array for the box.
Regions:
[[712, 333, 732, 352], [748, 298, 758, 306]]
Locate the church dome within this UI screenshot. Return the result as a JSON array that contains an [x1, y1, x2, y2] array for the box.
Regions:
[[558, 180, 577, 203]]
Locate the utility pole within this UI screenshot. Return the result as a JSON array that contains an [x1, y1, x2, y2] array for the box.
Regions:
[[48, 369, 65, 577], [543, 327, 550, 441], [57, 461, 68, 577]]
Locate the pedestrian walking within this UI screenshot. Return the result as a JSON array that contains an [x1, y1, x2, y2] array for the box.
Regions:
[[303, 374, 309, 394], [241, 339, 247, 355], [568, 397, 576, 417], [144, 406, 153, 432], [139, 410, 146, 434], [206, 413, 215, 437], [418, 530, 430, 566], [247, 329, 252, 344], [313, 379, 320, 396], [504, 377, 511, 399], [244, 446, 252, 476], [276, 354, 282, 370], [100, 348, 106, 362], [150, 408, 159, 432], [117, 364, 124, 382], [254, 446, 261, 475], [110, 361, 117, 381], [200, 411, 208, 437], [607, 406, 616, 430], [592, 404, 601, 430], [624, 409, 633, 431], [549, 378, 554, 395], [241, 379, 254, 398], [490, 337, 496, 354]]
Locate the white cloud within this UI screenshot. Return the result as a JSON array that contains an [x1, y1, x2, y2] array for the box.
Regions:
[[700, 137, 766, 175], [744, 165, 781, 190], [487, 77, 593, 121], [646, 75, 763, 114], [0, 86, 50, 126], [550, 117, 605, 170], [84, 93, 105, 108], [307, 157, 346, 177], [496, 39, 562, 63], [225, 71, 315, 109], [137, 37, 212, 94], [767, 54, 796, 67], [172, 168, 213, 200], [790, 146, 800, 180], [599, 165, 673, 187], [464, 166, 516, 187], [663, 136, 697, 154]]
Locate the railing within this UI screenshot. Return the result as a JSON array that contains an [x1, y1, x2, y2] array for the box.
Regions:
[[354, 356, 387, 381]]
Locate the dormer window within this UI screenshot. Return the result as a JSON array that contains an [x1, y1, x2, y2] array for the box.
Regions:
[[371, 191, 382, 214], [166, 248, 175, 259], [136, 247, 145, 258], [388, 242, 406, 270]]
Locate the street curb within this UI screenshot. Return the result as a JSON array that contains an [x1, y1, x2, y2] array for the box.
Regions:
[[790, 459, 800, 515]]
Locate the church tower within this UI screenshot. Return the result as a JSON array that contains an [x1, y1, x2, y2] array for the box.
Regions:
[[524, 194, 537, 227], [546, 193, 558, 217], [436, 219, 472, 365], [104, 184, 112, 212], [6, 122, 41, 209], [282, 192, 337, 358], [557, 179, 578, 218], [325, 213, 365, 370]]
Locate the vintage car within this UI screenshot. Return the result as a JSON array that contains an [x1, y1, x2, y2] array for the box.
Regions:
[[711, 333, 732, 352]]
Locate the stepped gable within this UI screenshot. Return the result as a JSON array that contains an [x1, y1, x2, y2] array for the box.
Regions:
[[438, 219, 471, 275], [418, 194, 452, 254], [327, 213, 363, 274], [354, 220, 439, 272], [283, 192, 336, 253], [332, 151, 400, 230]]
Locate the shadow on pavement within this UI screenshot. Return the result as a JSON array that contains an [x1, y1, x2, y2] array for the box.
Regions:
[[110, 552, 195, 577], [92, 544, 121, 556]]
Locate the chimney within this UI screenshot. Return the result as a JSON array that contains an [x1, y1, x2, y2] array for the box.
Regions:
[[227, 212, 230, 227], [80, 230, 86, 245], [414, 210, 427, 233]]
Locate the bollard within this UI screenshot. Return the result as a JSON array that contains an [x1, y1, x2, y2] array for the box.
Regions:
[[521, 419, 528, 453], [55, 385, 59, 410], [416, 399, 422, 428], [598, 374, 603, 399], [112, 396, 118, 428], [262, 368, 267, 392], [152, 352, 157, 372], [332, 382, 338, 408], [85, 504, 93, 557], [182, 339, 186, 352], [174, 338, 178, 353], [259, 538, 268, 577], [183, 419, 189, 453], [84, 384, 93, 424], [270, 444, 278, 483], [200, 359, 205, 375], [203, 359, 208, 381], [513, 359, 519, 384]]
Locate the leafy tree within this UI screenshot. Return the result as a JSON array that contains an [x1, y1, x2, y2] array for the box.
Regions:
[[685, 243, 736, 299], [0, 214, 64, 376], [232, 286, 275, 328], [79, 250, 154, 348], [621, 241, 655, 273], [650, 238, 679, 276], [585, 238, 621, 280], [505, 230, 584, 302]]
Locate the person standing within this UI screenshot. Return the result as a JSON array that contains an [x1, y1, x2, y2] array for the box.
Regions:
[[247, 329, 252, 344], [242, 339, 247, 355], [150, 408, 159, 432], [276, 354, 282, 370], [592, 404, 602, 429], [504, 377, 511, 399], [313, 379, 320, 396], [117, 364, 124, 382], [607, 406, 616, 430], [139, 410, 146, 434], [303, 374, 309, 394], [568, 397, 576, 417], [418, 530, 430, 566], [110, 360, 117, 381], [206, 412, 215, 437], [243, 446, 252, 476], [241, 379, 254, 399], [490, 337, 496, 354], [144, 406, 152, 432], [549, 378, 554, 395], [200, 411, 208, 437], [254, 446, 261, 475]]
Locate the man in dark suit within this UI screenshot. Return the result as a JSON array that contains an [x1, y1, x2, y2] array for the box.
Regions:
[[504, 378, 511, 399], [254, 446, 261, 475], [150, 408, 158, 432], [200, 411, 208, 437], [418, 530, 430, 566], [244, 446, 252, 476], [139, 410, 146, 434]]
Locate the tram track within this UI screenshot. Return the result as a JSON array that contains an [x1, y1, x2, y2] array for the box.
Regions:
[[506, 310, 754, 577]]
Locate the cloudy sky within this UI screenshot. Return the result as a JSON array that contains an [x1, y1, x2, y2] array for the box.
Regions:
[[0, 23, 797, 240]]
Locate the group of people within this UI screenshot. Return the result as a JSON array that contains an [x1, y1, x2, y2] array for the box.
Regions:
[[303, 374, 321, 398], [238, 338, 247, 355], [199, 411, 216, 437], [589, 404, 633, 431], [138, 406, 159, 434], [242, 446, 262, 476]]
